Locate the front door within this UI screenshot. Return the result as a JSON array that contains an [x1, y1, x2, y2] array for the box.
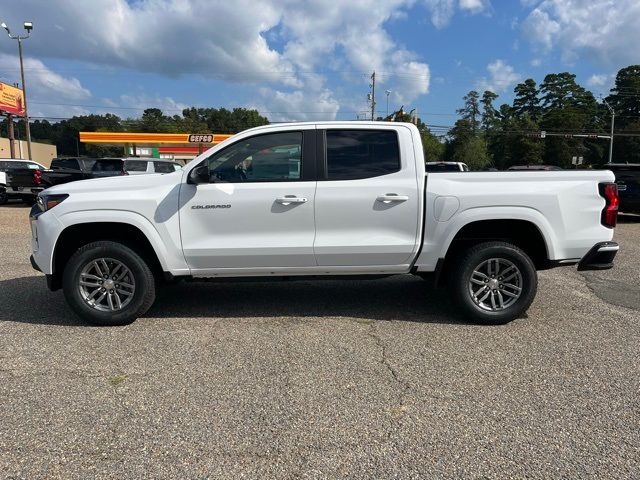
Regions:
[[179, 128, 317, 273], [313, 127, 421, 266]]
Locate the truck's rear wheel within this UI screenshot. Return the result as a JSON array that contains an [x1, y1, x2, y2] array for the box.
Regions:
[[62, 241, 156, 326], [450, 241, 537, 325]]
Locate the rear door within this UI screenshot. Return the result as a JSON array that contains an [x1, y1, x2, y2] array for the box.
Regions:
[[313, 126, 421, 266], [179, 128, 317, 271]]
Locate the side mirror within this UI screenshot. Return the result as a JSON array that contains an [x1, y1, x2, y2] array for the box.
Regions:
[[188, 164, 210, 184]]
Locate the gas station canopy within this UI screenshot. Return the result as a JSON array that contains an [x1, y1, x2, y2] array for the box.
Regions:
[[79, 132, 234, 159]]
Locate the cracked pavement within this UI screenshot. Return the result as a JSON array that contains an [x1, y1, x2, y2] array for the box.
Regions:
[[1, 203, 639, 479]]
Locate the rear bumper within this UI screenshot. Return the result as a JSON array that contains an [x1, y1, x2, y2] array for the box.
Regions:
[[577, 241, 619, 271], [7, 186, 44, 195]]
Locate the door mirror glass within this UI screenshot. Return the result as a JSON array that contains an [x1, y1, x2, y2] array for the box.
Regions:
[[188, 164, 210, 184]]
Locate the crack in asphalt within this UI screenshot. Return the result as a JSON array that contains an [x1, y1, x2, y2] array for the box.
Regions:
[[366, 324, 411, 398]]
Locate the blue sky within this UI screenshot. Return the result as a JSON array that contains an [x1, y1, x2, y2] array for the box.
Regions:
[[0, 0, 637, 133]]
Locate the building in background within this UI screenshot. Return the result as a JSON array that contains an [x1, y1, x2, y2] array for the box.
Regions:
[[0, 138, 56, 166]]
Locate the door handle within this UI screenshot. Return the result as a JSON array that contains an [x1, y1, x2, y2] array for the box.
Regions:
[[376, 194, 409, 204], [276, 196, 308, 205]]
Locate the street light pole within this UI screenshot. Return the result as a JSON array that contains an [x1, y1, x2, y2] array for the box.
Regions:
[[602, 97, 615, 164], [2, 21, 33, 160]]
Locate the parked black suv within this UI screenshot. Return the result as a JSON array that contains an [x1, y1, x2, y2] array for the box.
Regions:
[[593, 163, 640, 213]]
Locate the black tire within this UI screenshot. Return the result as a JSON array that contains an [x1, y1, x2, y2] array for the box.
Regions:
[[62, 241, 156, 326], [450, 241, 537, 325], [0, 187, 7, 205]]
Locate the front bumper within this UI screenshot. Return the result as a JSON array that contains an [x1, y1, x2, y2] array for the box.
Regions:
[[577, 241, 619, 271], [29, 204, 64, 276]]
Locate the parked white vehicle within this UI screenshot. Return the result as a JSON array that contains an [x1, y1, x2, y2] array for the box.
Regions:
[[29, 122, 619, 326], [123, 158, 183, 175]]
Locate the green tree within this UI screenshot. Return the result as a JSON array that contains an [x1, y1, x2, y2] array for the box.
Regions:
[[481, 90, 499, 131], [390, 109, 444, 161], [181, 107, 269, 133], [457, 90, 481, 132], [421, 129, 445, 161], [606, 65, 640, 163], [445, 119, 491, 170], [538, 73, 599, 166], [513, 79, 540, 118]]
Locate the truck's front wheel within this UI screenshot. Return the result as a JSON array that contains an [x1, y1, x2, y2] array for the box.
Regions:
[[451, 241, 537, 325], [62, 241, 156, 326]]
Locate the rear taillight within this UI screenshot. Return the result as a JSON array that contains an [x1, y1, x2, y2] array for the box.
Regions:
[[599, 182, 619, 228], [33, 169, 42, 185]]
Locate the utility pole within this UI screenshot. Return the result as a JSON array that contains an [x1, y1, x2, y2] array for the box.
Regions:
[[2, 21, 33, 160], [370, 71, 376, 121], [602, 97, 615, 164], [7, 114, 15, 158]]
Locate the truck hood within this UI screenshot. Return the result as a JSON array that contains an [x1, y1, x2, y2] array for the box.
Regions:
[[44, 171, 183, 195]]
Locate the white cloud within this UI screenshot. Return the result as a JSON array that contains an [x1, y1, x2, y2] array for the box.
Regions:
[[476, 59, 521, 93], [256, 87, 340, 122], [459, 0, 489, 14], [422, 0, 456, 28], [0, 0, 434, 121], [0, 0, 293, 84], [521, 0, 640, 65], [586, 73, 614, 91], [0, 53, 90, 102], [422, 0, 489, 28]]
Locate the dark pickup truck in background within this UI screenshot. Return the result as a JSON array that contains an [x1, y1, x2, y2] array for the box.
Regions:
[[593, 163, 640, 213], [40, 157, 125, 187], [41, 157, 182, 187], [0, 159, 47, 204]]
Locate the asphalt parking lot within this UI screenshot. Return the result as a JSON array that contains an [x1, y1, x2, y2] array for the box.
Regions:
[[0, 202, 638, 479]]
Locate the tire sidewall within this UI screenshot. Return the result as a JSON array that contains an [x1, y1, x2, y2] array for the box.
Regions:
[[63, 242, 155, 326], [455, 243, 537, 324]]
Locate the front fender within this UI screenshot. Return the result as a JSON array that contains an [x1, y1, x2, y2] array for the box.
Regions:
[[54, 210, 190, 274]]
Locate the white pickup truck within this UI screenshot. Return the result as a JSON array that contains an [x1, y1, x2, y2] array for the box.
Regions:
[[29, 122, 620, 326]]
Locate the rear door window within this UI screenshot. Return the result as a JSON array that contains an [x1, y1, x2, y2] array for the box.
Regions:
[[325, 130, 400, 180], [52, 159, 80, 170], [125, 160, 149, 172], [153, 161, 176, 173], [92, 159, 123, 172]]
